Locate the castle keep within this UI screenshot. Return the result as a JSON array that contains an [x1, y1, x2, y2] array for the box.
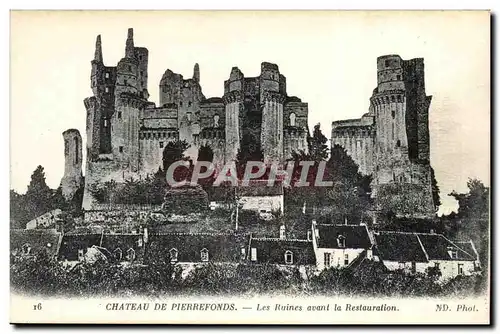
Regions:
[[80, 29, 309, 210], [331, 55, 436, 218]]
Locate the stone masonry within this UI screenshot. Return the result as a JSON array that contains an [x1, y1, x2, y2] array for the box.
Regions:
[[331, 55, 436, 219], [80, 28, 310, 210]]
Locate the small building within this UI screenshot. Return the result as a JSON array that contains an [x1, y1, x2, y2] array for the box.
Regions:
[[373, 231, 429, 274], [374, 231, 479, 281], [58, 232, 145, 263], [247, 237, 316, 267], [454, 240, 481, 270], [144, 232, 247, 265], [237, 180, 284, 216], [311, 220, 373, 271], [10, 229, 63, 258]]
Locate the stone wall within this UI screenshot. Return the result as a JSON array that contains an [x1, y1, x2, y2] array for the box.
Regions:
[[81, 30, 311, 214], [329, 55, 435, 218], [224, 91, 242, 163], [61, 129, 83, 200], [261, 91, 285, 164]]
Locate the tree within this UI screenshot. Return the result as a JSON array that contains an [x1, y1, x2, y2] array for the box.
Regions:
[[162, 140, 191, 172], [308, 123, 329, 162], [324, 145, 372, 222], [449, 178, 489, 219], [198, 145, 214, 163], [430, 166, 441, 208], [23, 166, 54, 222], [10, 190, 28, 228], [162, 140, 192, 185], [197, 145, 216, 190]]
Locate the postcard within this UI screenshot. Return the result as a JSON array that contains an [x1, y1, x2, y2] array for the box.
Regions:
[[9, 10, 490, 324]]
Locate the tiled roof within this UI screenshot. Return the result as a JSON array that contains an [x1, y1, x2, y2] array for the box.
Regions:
[[10, 229, 62, 257], [145, 233, 247, 264], [249, 238, 316, 265], [58, 233, 102, 261], [374, 232, 477, 263], [316, 224, 372, 249], [59, 233, 145, 262], [374, 232, 428, 263], [418, 234, 476, 261], [454, 240, 479, 261], [101, 234, 145, 261]]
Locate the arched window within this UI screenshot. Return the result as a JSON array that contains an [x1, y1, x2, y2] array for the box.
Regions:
[[21, 243, 31, 255], [396, 139, 401, 148], [169, 248, 178, 263], [214, 115, 220, 127], [113, 248, 123, 261], [337, 235, 346, 248], [391, 109, 396, 119], [200, 248, 209, 262], [284, 250, 293, 265], [289, 113, 296, 127], [126, 248, 136, 261]]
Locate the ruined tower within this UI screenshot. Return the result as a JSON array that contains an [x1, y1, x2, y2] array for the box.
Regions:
[[80, 28, 310, 213], [60, 129, 83, 200], [260, 62, 286, 164], [222, 67, 243, 163], [331, 54, 436, 219]]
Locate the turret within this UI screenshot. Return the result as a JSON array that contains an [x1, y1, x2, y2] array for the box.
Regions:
[[94, 35, 103, 62], [259, 62, 285, 164], [61, 129, 83, 201], [115, 28, 139, 97], [193, 63, 200, 83], [125, 28, 134, 58]]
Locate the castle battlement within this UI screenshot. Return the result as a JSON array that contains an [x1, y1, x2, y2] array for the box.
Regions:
[[331, 54, 436, 219], [77, 28, 310, 210]]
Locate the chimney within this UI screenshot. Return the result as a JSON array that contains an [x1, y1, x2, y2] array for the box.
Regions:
[[279, 224, 286, 240]]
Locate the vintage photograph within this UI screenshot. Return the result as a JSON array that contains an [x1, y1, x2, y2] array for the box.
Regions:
[[9, 11, 490, 324]]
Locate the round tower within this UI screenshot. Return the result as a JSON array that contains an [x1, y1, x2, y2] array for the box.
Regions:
[[261, 91, 286, 165], [61, 129, 83, 201], [371, 55, 435, 218], [371, 55, 408, 183], [223, 90, 242, 163], [259, 62, 285, 164]]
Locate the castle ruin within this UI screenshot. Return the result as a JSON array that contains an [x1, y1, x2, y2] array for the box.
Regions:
[[80, 28, 310, 210], [331, 55, 436, 219]]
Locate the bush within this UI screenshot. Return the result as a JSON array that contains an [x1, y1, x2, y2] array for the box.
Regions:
[[11, 250, 487, 298]]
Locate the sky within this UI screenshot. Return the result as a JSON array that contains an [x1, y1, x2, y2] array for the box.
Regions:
[[10, 11, 490, 215]]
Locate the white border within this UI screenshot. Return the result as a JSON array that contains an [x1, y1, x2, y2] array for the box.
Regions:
[[2, 1, 497, 332]]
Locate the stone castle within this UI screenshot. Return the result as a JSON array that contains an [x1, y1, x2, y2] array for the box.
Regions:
[[331, 55, 436, 218], [60, 28, 436, 218], [76, 28, 309, 210]]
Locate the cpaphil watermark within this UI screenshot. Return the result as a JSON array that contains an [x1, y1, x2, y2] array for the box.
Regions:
[[166, 160, 333, 188]]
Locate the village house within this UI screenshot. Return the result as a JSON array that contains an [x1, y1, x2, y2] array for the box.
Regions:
[[237, 181, 284, 218], [310, 220, 373, 271], [247, 236, 316, 267], [144, 232, 247, 264], [10, 229, 63, 258], [374, 231, 479, 281], [58, 231, 145, 263]]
